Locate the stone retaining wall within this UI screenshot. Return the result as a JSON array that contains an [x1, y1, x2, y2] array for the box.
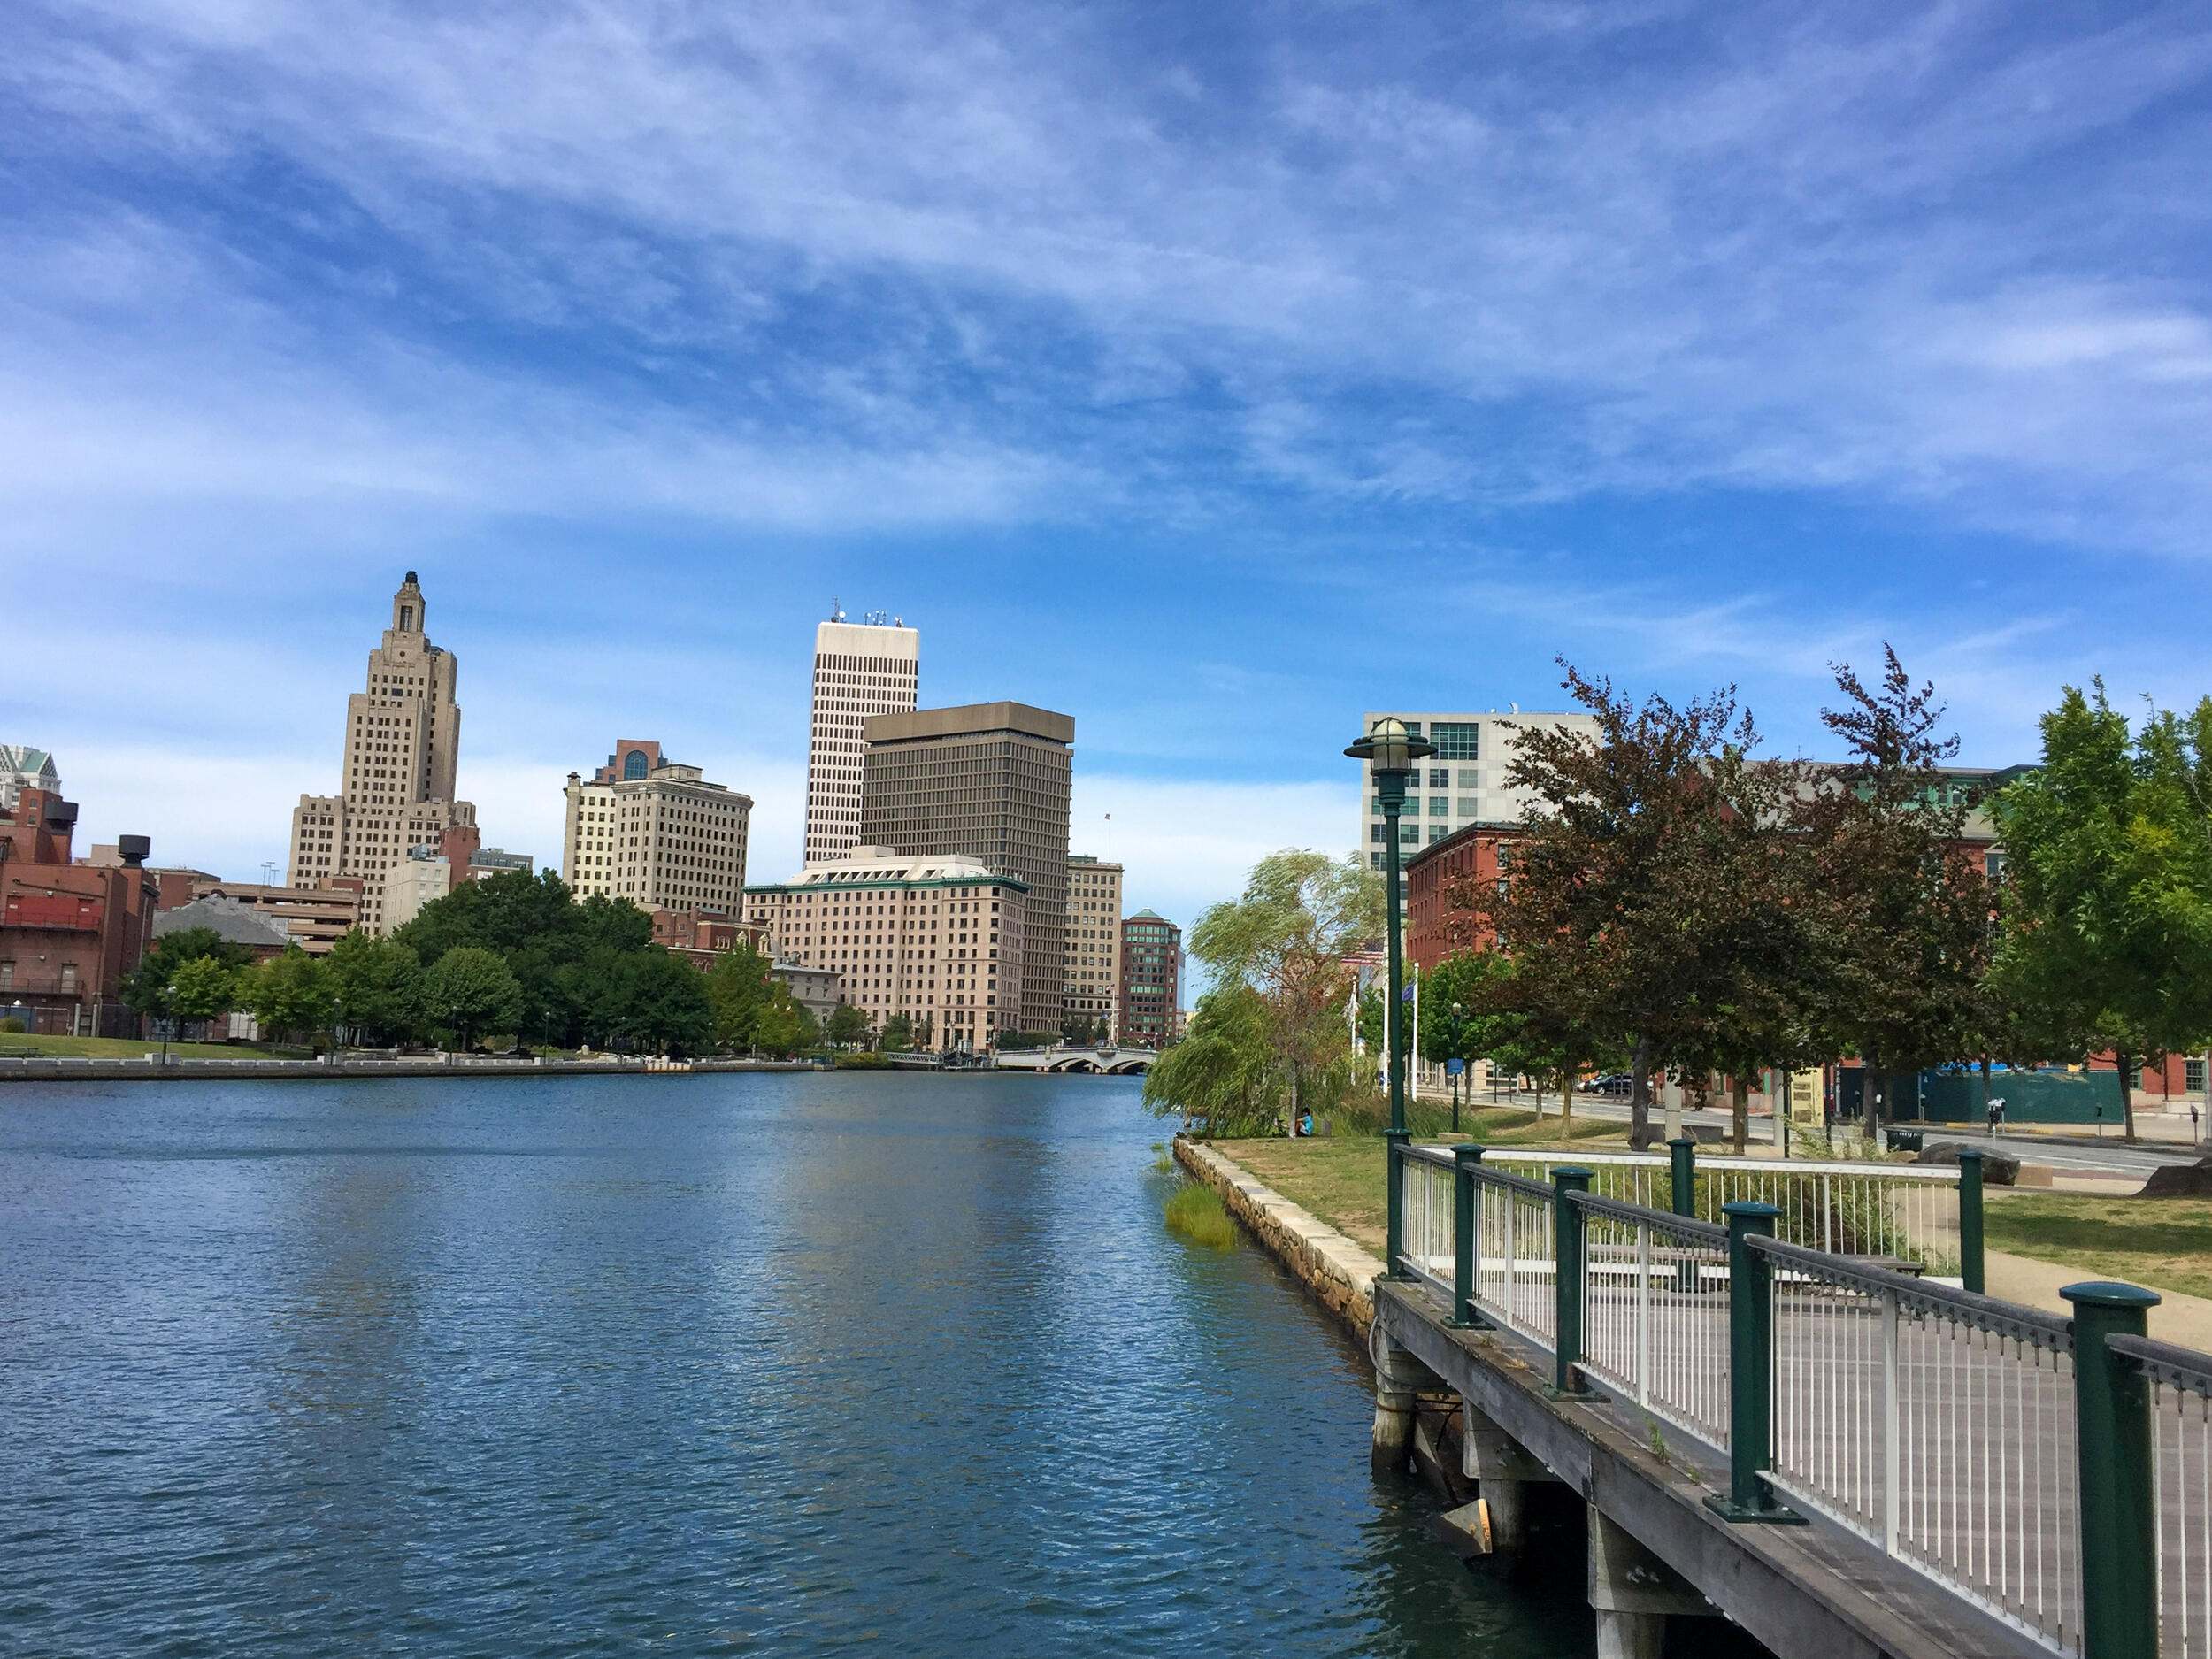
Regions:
[[1174, 1135, 1382, 1338]]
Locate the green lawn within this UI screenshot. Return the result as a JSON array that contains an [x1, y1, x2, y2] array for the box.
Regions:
[[1986, 1192, 2212, 1303], [1214, 1110, 1630, 1252], [0, 1032, 311, 1060]]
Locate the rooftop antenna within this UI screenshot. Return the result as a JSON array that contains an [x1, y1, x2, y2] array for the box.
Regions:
[[831, 595, 845, 622]]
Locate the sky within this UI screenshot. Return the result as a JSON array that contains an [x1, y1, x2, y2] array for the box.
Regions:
[[7, 0, 2211, 937]]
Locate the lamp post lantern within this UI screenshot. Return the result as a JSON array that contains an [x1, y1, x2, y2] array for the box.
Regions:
[[1348, 716, 1436, 1278]]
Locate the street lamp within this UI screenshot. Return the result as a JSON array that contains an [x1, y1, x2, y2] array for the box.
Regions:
[[1347, 715, 1435, 1279]]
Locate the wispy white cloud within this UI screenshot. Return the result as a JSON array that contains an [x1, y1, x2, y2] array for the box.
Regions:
[[5, 0, 2211, 549]]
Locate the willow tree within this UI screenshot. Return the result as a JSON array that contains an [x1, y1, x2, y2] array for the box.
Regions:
[[1179, 850, 1384, 1125]]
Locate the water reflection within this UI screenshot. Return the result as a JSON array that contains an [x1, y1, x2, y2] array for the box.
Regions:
[[0, 1073, 1589, 1656]]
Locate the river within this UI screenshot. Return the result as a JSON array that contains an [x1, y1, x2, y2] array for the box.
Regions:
[[0, 1071, 1588, 1656]]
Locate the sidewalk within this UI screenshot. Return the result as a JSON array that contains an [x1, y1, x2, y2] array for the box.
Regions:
[[1987, 1248, 2212, 1350]]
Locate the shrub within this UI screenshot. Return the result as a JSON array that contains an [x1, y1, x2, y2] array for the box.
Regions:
[[1164, 1180, 1237, 1248], [0, 1018, 26, 1034], [833, 1052, 892, 1070]]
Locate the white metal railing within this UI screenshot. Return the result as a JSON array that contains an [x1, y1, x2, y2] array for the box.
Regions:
[[1753, 1235, 2082, 1654], [1482, 1147, 1963, 1275], [1399, 1147, 1456, 1294], [1473, 1166, 1557, 1348], [2114, 1334, 2212, 1659], [1572, 1193, 1733, 1450]]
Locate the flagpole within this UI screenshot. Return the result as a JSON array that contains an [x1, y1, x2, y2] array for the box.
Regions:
[[1410, 963, 1420, 1103]]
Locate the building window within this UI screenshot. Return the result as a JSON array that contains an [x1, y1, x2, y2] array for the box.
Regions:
[[1456, 797, 1479, 818], [1429, 797, 1448, 817], [1432, 722, 1479, 760], [1428, 768, 1448, 788], [2190, 1059, 2208, 1094]]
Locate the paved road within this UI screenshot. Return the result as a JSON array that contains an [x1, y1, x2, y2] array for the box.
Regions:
[[1441, 1087, 2202, 1176]]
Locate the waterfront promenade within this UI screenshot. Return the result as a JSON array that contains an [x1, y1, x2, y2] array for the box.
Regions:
[[1180, 1133, 2212, 1659]]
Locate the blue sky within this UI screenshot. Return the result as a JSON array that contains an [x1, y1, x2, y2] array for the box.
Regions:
[[7, 0, 2211, 933]]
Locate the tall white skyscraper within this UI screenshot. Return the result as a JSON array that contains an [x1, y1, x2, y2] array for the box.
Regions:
[[803, 609, 918, 865]]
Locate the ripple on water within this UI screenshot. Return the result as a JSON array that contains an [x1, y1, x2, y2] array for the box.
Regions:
[[0, 1074, 1592, 1657]]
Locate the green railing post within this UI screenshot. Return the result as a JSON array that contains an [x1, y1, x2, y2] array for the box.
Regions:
[[1957, 1147, 1985, 1294], [1552, 1167, 1594, 1395], [2063, 1280, 2162, 1659], [1668, 1136, 1697, 1217], [1706, 1201, 1804, 1524], [1452, 1145, 1485, 1327], [1384, 1129, 1411, 1279], [1669, 1137, 1699, 1294]]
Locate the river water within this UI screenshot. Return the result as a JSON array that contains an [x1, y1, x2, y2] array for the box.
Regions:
[[0, 1071, 1588, 1656]]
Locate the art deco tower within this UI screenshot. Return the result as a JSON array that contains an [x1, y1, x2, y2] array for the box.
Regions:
[[288, 572, 476, 932]]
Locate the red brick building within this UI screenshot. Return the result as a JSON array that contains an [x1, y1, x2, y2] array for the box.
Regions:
[[651, 908, 769, 968], [1405, 822, 1518, 972], [0, 787, 158, 1036]]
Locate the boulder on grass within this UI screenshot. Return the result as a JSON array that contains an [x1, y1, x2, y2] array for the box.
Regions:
[[2138, 1158, 2212, 1200], [1916, 1141, 2020, 1185]]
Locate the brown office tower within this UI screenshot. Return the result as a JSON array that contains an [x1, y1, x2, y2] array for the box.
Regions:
[[861, 701, 1072, 1037]]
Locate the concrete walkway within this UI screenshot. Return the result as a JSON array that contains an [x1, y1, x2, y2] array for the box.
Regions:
[[1986, 1246, 2212, 1349]]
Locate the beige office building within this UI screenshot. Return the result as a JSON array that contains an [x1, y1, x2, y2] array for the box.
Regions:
[[804, 612, 918, 865], [564, 739, 752, 914], [1355, 708, 1602, 867], [288, 571, 477, 933], [745, 846, 1028, 1050], [861, 701, 1072, 1036], [1064, 854, 1122, 1039]]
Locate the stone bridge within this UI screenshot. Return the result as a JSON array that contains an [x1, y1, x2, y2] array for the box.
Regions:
[[990, 1044, 1156, 1075]]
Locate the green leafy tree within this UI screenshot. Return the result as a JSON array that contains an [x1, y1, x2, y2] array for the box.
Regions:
[[166, 954, 242, 1025], [121, 927, 256, 1022], [419, 947, 525, 1051], [1793, 648, 1993, 1138], [393, 872, 649, 1048], [825, 1002, 872, 1048], [242, 948, 336, 1046], [881, 1011, 914, 1053], [1992, 684, 2212, 1141], [753, 988, 820, 1056], [1141, 984, 1283, 1135], [1474, 663, 1778, 1146], [326, 930, 424, 1047], [703, 942, 776, 1052], [604, 949, 712, 1057]]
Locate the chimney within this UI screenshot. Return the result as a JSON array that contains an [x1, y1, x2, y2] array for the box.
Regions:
[[116, 834, 150, 868]]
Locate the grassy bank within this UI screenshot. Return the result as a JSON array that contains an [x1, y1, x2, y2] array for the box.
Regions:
[[1986, 1192, 2212, 1303], [1211, 1110, 1627, 1253], [0, 1032, 310, 1060]]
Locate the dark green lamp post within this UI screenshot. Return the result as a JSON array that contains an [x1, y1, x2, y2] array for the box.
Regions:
[[1348, 716, 1436, 1277]]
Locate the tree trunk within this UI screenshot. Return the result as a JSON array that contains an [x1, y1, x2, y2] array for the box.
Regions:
[[1732, 1074, 1749, 1156], [1978, 1056, 1992, 1133], [2116, 1050, 2138, 1142], [1628, 1033, 1655, 1148], [1561, 1071, 1573, 1131], [1862, 1053, 1884, 1147]]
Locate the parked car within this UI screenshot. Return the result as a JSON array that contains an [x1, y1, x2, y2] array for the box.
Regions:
[[1577, 1072, 1633, 1096]]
